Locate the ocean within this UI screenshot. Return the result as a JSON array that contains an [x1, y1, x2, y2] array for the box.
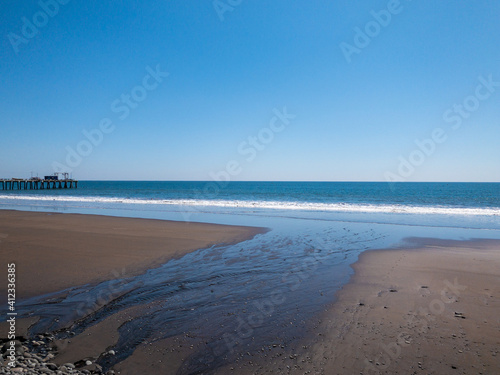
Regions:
[[2, 181, 500, 372], [1, 181, 499, 229]]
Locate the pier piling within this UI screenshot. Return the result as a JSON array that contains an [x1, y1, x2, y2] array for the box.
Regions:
[[0, 178, 78, 190]]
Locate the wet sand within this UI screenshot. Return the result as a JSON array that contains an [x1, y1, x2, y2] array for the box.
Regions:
[[80, 238, 500, 374], [0, 210, 265, 302], [245, 238, 500, 375]]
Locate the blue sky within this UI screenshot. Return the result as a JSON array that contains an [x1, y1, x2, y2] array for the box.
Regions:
[[1, 0, 499, 181]]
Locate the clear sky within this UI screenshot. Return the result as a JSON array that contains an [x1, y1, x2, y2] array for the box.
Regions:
[[1, 1, 499, 181]]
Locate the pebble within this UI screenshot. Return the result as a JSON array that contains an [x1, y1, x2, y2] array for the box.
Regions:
[[46, 363, 58, 371], [0, 337, 108, 375]]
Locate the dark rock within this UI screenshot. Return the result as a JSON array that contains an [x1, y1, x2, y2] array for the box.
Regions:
[[75, 359, 87, 368], [46, 362, 58, 371]]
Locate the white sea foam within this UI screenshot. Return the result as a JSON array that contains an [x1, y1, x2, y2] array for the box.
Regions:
[[0, 194, 499, 217]]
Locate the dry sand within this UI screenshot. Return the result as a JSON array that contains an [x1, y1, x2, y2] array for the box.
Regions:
[[0, 210, 265, 302]]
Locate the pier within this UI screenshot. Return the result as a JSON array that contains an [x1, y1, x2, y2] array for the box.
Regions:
[[0, 177, 78, 190]]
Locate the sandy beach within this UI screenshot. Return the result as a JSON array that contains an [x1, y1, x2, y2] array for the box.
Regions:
[[1, 210, 499, 374], [0, 210, 265, 302]]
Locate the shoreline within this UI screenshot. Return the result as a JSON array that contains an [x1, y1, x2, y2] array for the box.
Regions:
[[0, 209, 266, 302]]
